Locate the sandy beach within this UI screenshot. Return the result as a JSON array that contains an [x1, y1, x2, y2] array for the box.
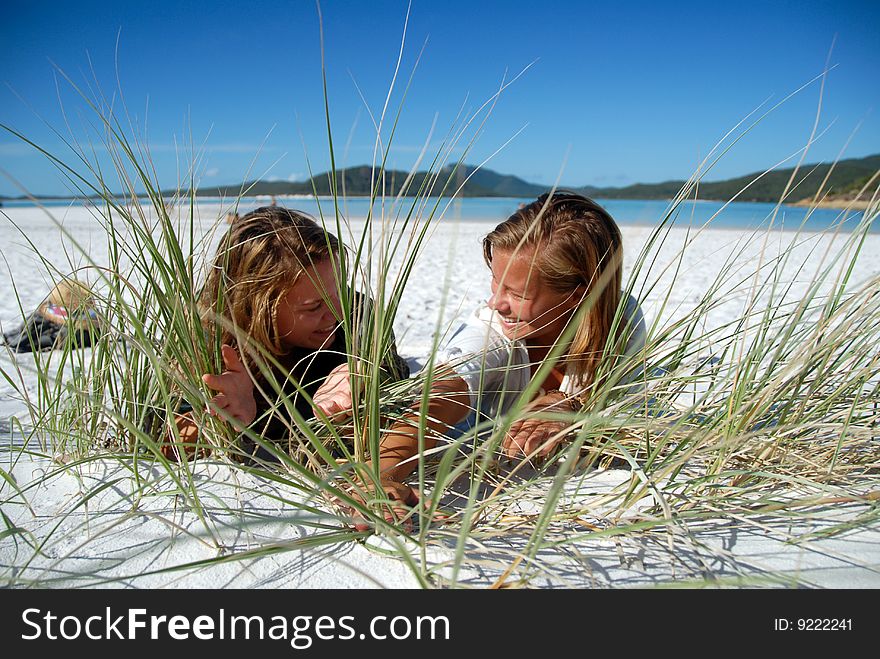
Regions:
[[2, 200, 879, 588], [792, 197, 875, 211]]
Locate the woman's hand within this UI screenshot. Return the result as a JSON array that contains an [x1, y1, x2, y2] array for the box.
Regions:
[[201, 344, 257, 426], [313, 362, 357, 420], [333, 477, 421, 532], [502, 390, 577, 459], [335, 478, 449, 533], [355, 478, 421, 532]]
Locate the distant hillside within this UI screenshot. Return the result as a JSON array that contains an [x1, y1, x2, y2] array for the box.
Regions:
[[578, 154, 880, 203], [188, 164, 546, 199], [4, 154, 876, 204], [188, 155, 878, 204]]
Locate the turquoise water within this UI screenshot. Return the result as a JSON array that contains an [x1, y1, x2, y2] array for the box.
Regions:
[[248, 196, 873, 233], [2, 196, 872, 232]]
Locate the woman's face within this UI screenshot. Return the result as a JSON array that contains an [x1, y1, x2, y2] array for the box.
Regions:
[[487, 247, 583, 347], [276, 258, 342, 350]]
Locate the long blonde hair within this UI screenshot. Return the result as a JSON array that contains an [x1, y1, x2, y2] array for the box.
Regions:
[[199, 207, 339, 369], [482, 192, 623, 389]]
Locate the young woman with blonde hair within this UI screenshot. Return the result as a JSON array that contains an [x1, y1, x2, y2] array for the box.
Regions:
[[322, 192, 645, 508], [168, 206, 408, 461]]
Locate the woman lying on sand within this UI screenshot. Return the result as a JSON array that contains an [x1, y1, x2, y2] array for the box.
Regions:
[[166, 206, 408, 462], [316, 192, 646, 508], [2, 278, 103, 352]]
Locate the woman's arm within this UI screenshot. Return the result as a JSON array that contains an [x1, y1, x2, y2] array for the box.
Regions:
[[332, 373, 469, 530], [376, 374, 471, 482], [162, 409, 202, 460]]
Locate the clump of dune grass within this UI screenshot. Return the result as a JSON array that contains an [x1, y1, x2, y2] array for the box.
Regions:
[[2, 9, 879, 588]]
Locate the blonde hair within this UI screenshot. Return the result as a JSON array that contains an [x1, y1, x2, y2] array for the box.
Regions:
[[40, 278, 98, 330], [482, 192, 623, 390], [48, 278, 94, 309], [199, 207, 338, 369]]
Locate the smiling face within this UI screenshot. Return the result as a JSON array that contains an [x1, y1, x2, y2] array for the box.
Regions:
[[487, 247, 584, 348], [276, 258, 342, 351]]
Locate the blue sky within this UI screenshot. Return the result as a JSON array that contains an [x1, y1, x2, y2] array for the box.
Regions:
[[1, 0, 878, 197]]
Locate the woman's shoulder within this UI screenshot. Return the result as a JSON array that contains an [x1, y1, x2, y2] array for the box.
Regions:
[[623, 293, 645, 323], [621, 293, 647, 354], [440, 303, 517, 364]]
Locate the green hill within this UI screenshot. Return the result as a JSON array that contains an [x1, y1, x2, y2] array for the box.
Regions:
[[578, 154, 880, 203], [188, 164, 546, 199], [189, 155, 877, 203], [3, 154, 876, 203]]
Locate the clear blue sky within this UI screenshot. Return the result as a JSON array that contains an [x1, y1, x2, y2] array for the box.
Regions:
[[1, 0, 878, 197]]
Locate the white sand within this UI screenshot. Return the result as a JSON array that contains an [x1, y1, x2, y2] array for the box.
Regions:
[[2, 201, 879, 588]]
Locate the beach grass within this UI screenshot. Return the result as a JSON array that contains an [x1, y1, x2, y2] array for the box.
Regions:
[[1, 12, 879, 588]]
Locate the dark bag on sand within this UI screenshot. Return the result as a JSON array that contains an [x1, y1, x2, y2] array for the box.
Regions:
[[2, 307, 100, 352], [2, 280, 103, 353]]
